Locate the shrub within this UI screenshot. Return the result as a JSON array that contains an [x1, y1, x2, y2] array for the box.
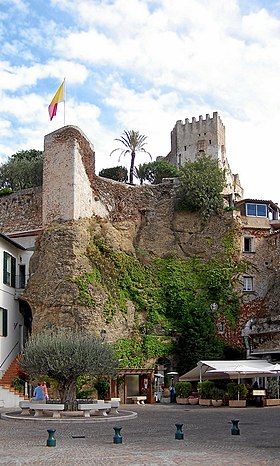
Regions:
[[94, 379, 110, 400], [197, 379, 215, 399], [11, 377, 24, 391], [174, 381, 192, 398], [176, 154, 225, 220], [211, 387, 225, 400], [227, 382, 247, 400]]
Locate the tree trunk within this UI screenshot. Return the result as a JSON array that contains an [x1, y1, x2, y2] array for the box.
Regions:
[[58, 379, 77, 410], [129, 151, 135, 184]]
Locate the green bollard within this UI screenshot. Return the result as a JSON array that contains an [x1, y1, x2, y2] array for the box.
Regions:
[[175, 423, 184, 440], [231, 419, 240, 435], [47, 428, 56, 447], [113, 426, 122, 444]]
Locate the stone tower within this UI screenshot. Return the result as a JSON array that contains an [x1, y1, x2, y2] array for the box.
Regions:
[[42, 126, 96, 225], [165, 112, 243, 202]]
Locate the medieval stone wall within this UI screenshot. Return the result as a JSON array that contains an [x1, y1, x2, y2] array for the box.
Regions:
[[0, 124, 277, 355], [0, 187, 42, 234]]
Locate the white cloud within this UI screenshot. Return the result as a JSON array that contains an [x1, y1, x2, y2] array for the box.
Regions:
[[1, 0, 280, 201]]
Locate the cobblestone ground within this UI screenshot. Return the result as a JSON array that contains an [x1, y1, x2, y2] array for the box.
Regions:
[[0, 404, 280, 465]]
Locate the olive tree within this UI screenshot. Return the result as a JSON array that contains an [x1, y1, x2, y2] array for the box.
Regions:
[[20, 329, 118, 405]]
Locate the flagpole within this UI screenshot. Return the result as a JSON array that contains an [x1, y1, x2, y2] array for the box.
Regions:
[[63, 77, 66, 126]]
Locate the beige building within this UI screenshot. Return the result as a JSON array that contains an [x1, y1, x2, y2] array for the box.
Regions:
[[235, 199, 280, 360]]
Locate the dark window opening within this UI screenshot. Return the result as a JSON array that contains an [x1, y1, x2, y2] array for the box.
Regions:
[[244, 237, 254, 252]]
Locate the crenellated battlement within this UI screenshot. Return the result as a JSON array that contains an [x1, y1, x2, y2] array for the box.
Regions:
[[165, 111, 243, 202], [175, 112, 224, 136]]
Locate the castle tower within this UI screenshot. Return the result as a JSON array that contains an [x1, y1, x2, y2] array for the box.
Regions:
[[42, 125, 96, 226], [165, 112, 243, 202]]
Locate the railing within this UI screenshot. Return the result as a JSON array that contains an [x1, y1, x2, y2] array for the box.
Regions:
[[14, 275, 29, 290], [0, 341, 19, 369]]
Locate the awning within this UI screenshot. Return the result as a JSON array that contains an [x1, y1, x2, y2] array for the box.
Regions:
[[118, 369, 154, 376], [179, 360, 275, 382]]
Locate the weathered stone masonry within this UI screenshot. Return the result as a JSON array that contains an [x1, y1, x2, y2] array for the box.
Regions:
[[1, 123, 279, 357]]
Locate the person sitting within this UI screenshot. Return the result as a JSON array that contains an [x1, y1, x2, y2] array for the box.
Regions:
[[31, 383, 45, 402], [41, 381, 49, 401]]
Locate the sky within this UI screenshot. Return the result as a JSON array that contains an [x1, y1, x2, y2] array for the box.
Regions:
[[1, 0, 280, 202]]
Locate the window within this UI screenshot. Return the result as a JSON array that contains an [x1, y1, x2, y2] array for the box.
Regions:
[[243, 237, 254, 252], [178, 154, 182, 167], [197, 140, 206, 152], [18, 264, 26, 289], [246, 203, 267, 217], [0, 308, 8, 337], [216, 321, 224, 334], [243, 276, 253, 292], [3, 252, 16, 287]]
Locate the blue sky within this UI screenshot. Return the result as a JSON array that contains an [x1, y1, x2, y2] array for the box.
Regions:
[[1, 0, 280, 201]]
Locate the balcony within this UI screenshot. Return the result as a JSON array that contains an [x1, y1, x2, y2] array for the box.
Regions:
[[270, 219, 280, 230], [14, 275, 29, 299]]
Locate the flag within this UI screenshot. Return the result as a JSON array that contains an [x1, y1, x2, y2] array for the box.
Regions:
[[48, 80, 65, 121]]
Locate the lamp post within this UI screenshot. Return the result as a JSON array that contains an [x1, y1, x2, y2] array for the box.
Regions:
[[167, 371, 178, 403]]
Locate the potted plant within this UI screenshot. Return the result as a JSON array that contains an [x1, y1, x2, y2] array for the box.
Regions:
[[227, 382, 247, 407], [188, 395, 199, 405], [211, 387, 224, 407], [198, 380, 215, 406], [175, 382, 192, 404]]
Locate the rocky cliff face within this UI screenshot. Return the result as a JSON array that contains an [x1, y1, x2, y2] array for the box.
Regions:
[[23, 203, 241, 341]]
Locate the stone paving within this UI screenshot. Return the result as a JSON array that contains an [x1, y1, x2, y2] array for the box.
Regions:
[[0, 403, 280, 465]]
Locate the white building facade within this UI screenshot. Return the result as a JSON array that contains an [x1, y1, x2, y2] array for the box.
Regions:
[[0, 233, 32, 377]]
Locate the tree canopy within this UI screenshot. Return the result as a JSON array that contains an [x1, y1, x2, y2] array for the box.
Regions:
[[0, 149, 43, 191], [176, 154, 226, 219], [110, 130, 151, 184], [20, 329, 118, 404], [135, 159, 179, 185], [99, 166, 128, 182]]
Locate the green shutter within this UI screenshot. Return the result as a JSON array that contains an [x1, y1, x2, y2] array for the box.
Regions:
[[2, 309, 7, 337], [11, 256, 16, 288], [3, 252, 7, 285]]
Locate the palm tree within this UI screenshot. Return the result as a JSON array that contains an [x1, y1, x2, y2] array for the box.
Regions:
[[110, 130, 151, 184], [134, 163, 148, 185]]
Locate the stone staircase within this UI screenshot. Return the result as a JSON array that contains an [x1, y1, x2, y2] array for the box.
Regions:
[[0, 357, 28, 407]]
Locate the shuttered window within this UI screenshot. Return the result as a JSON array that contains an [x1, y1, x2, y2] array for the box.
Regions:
[[0, 308, 8, 337], [3, 252, 16, 287]]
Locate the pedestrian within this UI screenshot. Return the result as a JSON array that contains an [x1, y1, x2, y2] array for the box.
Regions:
[[169, 383, 176, 403], [41, 381, 49, 401], [32, 382, 45, 401]]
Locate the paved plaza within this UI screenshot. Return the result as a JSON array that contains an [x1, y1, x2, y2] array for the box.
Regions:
[[0, 403, 280, 465]]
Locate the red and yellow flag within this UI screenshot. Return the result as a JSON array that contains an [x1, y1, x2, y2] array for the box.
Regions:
[[48, 80, 65, 121]]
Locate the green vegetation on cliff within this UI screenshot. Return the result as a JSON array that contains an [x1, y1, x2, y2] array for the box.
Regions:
[[71, 231, 246, 373], [176, 155, 226, 219]]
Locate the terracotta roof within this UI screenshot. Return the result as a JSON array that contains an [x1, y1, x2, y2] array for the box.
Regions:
[[235, 199, 279, 210], [118, 368, 154, 375]]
